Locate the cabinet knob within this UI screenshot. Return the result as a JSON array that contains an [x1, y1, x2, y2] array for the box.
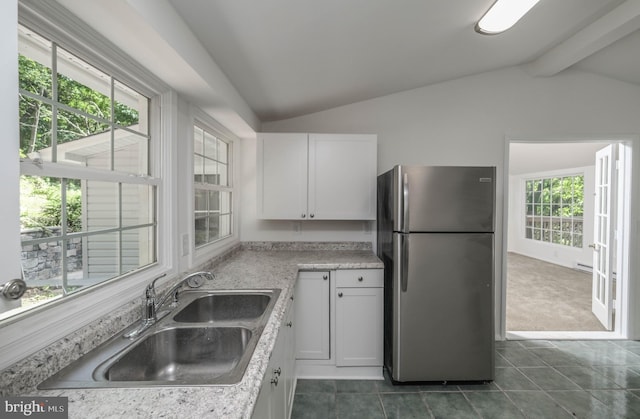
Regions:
[[358, 276, 364, 282], [301, 214, 306, 218], [310, 213, 315, 218], [323, 275, 328, 280], [338, 292, 343, 298]]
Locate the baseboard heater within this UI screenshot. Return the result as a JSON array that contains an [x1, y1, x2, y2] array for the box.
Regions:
[[575, 263, 593, 273], [575, 263, 618, 280]]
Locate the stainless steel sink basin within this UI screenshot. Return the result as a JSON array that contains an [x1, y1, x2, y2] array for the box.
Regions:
[[38, 288, 281, 389], [96, 327, 252, 383], [174, 293, 271, 322]]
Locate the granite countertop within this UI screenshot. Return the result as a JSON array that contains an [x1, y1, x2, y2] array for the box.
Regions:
[[4, 246, 382, 419]]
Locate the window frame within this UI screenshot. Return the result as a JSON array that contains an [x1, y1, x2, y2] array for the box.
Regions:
[[16, 24, 158, 309], [193, 122, 233, 248], [189, 109, 239, 267], [0, 1, 175, 371]]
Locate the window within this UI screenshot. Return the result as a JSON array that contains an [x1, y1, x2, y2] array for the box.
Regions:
[[193, 124, 232, 247], [524, 175, 584, 248], [15, 24, 157, 316]]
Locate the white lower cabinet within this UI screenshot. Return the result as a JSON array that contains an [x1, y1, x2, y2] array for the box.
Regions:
[[295, 268, 384, 378], [335, 269, 384, 367], [335, 287, 383, 366], [294, 271, 330, 360], [252, 298, 296, 419]]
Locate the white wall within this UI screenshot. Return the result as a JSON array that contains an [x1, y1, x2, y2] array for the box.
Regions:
[[508, 166, 595, 269], [251, 65, 640, 337]]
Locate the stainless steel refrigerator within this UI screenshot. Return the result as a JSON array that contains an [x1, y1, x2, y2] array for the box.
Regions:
[[377, 165, 495, 383]]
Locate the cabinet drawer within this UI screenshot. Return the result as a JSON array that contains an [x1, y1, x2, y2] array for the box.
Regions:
[[335, 269, 383, 288]]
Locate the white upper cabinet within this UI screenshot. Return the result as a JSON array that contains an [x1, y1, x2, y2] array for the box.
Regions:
[[257, 133, 308, 219], [257, 133, 377, 220]]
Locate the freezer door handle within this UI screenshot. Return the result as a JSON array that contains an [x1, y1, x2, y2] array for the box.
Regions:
[[402, 172, 410, 233]]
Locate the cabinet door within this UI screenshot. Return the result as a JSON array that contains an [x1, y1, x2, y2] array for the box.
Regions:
[[251, 297, 296, 419], [295, 271, 330, 359], [308, 134, 377, 220], [335, 287, 383, 367], [257, 133, 308, 219], [252, 375, 272, 419], [283, 301, 296, 417], [270, 327, 286, 419]]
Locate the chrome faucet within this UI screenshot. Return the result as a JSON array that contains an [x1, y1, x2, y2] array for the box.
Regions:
[[124, 271, 215, 339]]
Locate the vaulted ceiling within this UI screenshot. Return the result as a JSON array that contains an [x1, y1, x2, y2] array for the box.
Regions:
[[53, 0, 640, 130], [166, 0, 639, 121]]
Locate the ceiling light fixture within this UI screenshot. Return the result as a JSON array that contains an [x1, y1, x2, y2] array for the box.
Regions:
[[475, 0, 541, 35]]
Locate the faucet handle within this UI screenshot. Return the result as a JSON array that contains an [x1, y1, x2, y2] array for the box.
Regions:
[[146, 273, 167, 298]]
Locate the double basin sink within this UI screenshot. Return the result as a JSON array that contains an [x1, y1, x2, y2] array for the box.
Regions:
[[39, 288, 281, 388]]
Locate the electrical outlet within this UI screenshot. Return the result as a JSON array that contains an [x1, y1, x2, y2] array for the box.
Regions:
[[363, 221, 372, 235], [292, 222, 301, 234]]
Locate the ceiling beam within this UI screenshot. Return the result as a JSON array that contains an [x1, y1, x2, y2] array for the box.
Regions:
[[525, 0, 640, 77]]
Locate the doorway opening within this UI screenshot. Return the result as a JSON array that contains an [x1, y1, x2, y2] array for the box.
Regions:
[[505, 139, 632, 339]]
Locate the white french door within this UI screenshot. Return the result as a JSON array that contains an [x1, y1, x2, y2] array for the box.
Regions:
[[592, 144, 615, 330]]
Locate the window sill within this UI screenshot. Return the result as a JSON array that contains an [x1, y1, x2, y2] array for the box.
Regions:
[[0, 264, 173, 372]]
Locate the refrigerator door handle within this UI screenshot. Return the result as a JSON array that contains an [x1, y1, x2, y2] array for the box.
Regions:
[[400, 234, 409, 292], [402, 172, 410, 233]]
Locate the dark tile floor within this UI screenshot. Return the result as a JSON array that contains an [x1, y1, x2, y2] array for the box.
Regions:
[[291, 340, 640, 418]]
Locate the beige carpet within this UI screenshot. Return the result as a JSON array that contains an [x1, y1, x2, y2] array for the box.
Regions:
[[506, 252, 607, 331]]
